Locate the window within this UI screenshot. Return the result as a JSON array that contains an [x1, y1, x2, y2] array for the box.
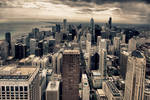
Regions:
[[6, 86, 9, 91], [11, 86, 14, 91], [15, 86, 18, 91], [20, 86, 23, 91], [2, 86, 5, 91], [24, 86, 28, 91]]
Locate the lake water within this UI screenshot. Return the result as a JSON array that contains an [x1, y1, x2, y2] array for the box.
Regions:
[[0, 21, 53, 40]]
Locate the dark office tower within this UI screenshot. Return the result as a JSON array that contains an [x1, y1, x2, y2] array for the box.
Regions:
[[90, 18, 95, 44], [63, 19, 67, 32], [108, 17, 112, 29], [15, 43, 27, 59], [62, 50, 80, 100], [32, 28, 39, 39], [5, 32, 11, 56], [56, 24, 61, 32], [38, 40, 43, 56]]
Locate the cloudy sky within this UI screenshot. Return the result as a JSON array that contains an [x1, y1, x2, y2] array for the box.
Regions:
[[0, 0, 150, 24]]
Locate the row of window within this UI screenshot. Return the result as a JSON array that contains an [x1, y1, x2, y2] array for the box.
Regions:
[[0, 86, 28, 92]]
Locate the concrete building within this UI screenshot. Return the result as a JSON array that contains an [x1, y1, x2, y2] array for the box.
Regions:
[[120, 51, 129, 79], [0, 40, 9, 60], [103, 81, 122, 100], [0, 65, 40, 100], [82, 74, 90, 100], [91, 71, 102, 88], [128, 38, 136, 52], [46, 81, 60, 100], [90, 18, 95, 44], [99, 49, 107, 78], [62, 50, 80, 100], [96, 89, 107, 100], [99, 39, 107, 50], [144, 79, 150, 100], [30, 38, 37, 55], [124, 50, 146, 100]]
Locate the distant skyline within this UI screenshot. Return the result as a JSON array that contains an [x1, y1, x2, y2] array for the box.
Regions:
[[0, 0, 150, 24]]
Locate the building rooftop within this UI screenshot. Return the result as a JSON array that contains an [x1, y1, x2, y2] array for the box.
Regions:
[[106, 81, 121, 96], [0, 65, 37, 80], [64, 50, 80, 54], [97, 89, 105, 96], [46, 81, 60, 91]]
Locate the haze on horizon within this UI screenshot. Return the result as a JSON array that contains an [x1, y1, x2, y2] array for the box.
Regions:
[[0, 0, 150, 24]]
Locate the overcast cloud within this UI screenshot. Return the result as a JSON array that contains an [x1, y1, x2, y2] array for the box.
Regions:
[[0, 0, 150, 24]]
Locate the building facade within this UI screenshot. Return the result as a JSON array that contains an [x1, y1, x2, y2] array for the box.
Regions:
[[62, 50, 80, 100]]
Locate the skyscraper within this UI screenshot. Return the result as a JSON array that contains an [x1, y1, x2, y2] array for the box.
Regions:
[[62, 50, 80, 100], [63, 19, 67, 32], [5, 32, 11, 56], [99, 49, 107, 78], [108, 17, 112, 29], [15, 43, 27, 59], [124, 50, 146, 100], [90, 18, 95, 44]]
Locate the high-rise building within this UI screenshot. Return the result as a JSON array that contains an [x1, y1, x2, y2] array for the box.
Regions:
[[63, 19, 67, 32], [30, 38, 37, 55], [15, 43, 27, 59], [38, 40, 43, 56], [56, 24, 61, 32], [62, 50, 80, 100], [5, 32, 11, 56], [120, 51, 129, 79], [32, 28, 39, 39], [124, 50, 146, 100], [0, 65, 40, 100], [113, 37, 120, 56], [99, 39, 107, 50], [90, 18, 95, 44], [0, 40, 9, 60], [82, 74, 90, 100], [108, 17, 112, 29], [46, 81, 60, 100], [128, 38, 136, 52], [99, 49, 107, 78]]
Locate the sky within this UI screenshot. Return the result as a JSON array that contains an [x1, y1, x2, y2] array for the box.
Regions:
[[0, 0, 150, 24]]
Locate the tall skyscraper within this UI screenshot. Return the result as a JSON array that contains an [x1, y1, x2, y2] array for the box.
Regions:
[[108, 17, 112, 29], [124, 50, 146, 100], [63, 19, 67, 32], [120, 51, 129, 79], [15, 43, 27, 59], [30, 38, 37, 55], [128, 38, 137, 52], [5, 32, 11, 56], [99, 49, 107, 78], [62, 50, 80, 100], [90, 18, 95, 44]]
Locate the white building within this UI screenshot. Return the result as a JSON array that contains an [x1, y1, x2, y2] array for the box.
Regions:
[[0, 65, 40, 100], [82, 74, 90, 100], [46, 81, 60, 100]]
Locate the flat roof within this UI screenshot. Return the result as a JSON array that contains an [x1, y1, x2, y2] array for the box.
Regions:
[[64, 50, 80, 54], [0, 65, 37, 80], [106, 81, 121, 96], [46, 81, 60, 91], [97, 89, 105, 96]]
